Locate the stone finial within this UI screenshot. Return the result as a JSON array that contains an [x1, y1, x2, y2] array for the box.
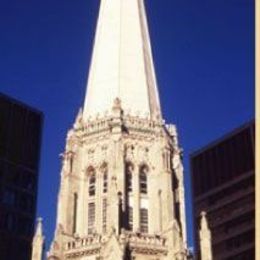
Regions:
[[113, 97, 122, 110], [35, 218, 43, 237], [201, 211, 209, 230], [47, 225, 64, 260], [166, 124, 177, 137], [199, 211, 213, 260], [111, 98, 123, 124], [31, 218, 45, 260]]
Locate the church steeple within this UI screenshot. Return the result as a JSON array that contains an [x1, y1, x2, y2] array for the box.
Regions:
[[83, 0, 161, 120], [46, 1, 189, 259]]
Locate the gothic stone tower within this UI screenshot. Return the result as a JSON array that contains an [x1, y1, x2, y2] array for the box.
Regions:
[[39, 0, 188, 259]]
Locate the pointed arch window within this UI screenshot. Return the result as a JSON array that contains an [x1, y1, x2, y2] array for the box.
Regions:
[[139, 165, 148, 194], [126, 162, 133, 193], [88, 168, 96, 196], [103, 172, 108, 193], [103, 170, 108, 194]]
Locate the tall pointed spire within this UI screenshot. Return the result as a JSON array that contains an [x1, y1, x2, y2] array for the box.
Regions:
[[83, 0, 161, 120]]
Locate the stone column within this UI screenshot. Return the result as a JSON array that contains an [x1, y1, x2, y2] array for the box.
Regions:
[[77, 162, 87, 236], [96, 168, 102, 234], [56, 171, 69, 233], [148, 170, 161, 234], [167, 174, 174, 223], [109, 175, 120, 234], [165, 152, 174, 228], [178, 171, 187, 245], [172, 149, 187, 245], [158, 189, 162, 232]]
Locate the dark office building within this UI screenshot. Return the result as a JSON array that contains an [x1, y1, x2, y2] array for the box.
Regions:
[[191, 122, 255, 260], [0, 93, 43, 260]]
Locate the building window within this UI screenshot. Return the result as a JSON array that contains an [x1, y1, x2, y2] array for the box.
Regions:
[[18, 216, 32, 236], [88, 170, 96, 196], [128, 206, 133, 231], [19, 193, 33, 213], [127, 171, 132, 193], [6, 213, 15, 231], [88, 203, 95, 234], [102, 199, 107, 232], [139, 165, 148, 194], [126, 163, 133, 193], [21, 172, 35, 191], [100, 163, 108, 193], [2, 189, 15, 206], [73, 193, 78, 234], [140, 208, 148, 233], [103, 171, 108, 193]]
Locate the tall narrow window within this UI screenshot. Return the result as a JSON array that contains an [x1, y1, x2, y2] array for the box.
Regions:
[[126, 163, 133, 193], [103, 171, 108, 193], [88, 202, 95, 234], [139, 165, 148, 194], [102, 199, 107, 232], [88, 171, 96, 196], [3, 189, 15, 206], [73, 193, 78, 234], [128, 206, 133, 231], [5, 213, 15, 231], [158, 190, 162, 231], [140, 208, 148, 233]]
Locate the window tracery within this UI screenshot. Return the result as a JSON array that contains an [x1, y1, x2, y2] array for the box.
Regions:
[[87, 167, 96, 197], [126, 162, 134, 193], [140, 208, 148, 233], [139, 165, 148, 194]]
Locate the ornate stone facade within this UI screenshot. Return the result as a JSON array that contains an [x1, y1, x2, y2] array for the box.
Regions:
[[44, 100, 188, 260], [31, 0, 192, 259]]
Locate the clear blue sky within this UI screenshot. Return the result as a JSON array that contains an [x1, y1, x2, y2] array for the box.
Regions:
[[0, 0, 254, 250]]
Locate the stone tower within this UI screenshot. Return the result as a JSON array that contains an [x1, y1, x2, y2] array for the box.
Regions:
[[33, 0, 189, 259]]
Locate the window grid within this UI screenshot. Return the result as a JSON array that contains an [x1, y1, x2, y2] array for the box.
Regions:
[[103, 172, 108, 193], [89, 174, 96, 196], [88, 202, 95, 234], [102, 199, 107, 232], [128, 206, 133, 231], [127, 171, 133, 193], [140, 208, 148, 233], [139, 170, 147, 194]]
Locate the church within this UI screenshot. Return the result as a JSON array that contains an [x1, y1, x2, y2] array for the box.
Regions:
[[31, 0, 211, 259]]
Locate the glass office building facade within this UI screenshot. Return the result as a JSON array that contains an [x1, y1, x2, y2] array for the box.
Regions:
[[0, 93, 43, 260], [191, 122, 255, 260]]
